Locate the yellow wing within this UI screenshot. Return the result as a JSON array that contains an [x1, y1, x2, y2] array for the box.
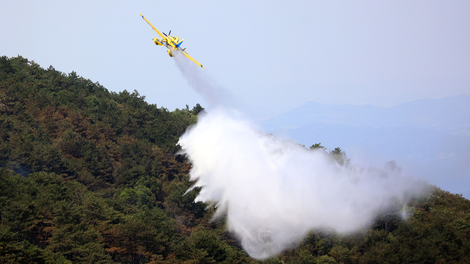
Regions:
[[182, 51, 204, 69], [140, 13, 165, 40], [140, 13, 204, 68]]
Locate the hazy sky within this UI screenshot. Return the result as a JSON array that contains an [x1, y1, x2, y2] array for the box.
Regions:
[[1, 0, 469, 117]]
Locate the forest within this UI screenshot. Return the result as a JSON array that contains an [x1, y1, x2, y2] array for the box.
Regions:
[[1, 55, 469, 263]]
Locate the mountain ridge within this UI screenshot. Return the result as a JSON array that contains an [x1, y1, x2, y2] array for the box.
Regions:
[[263, 94, 470, 135], [1, 55, 469, 263]]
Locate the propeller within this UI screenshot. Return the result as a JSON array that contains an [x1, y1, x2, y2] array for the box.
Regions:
[[162, 30, 171, 37]]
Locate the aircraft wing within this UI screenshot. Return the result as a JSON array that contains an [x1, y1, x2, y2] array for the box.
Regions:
[[181, 50, 204, 68], [140, 13, 165, 40]]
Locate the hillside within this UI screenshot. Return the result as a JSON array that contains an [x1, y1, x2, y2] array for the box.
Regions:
[[1, 55, 469, 263]]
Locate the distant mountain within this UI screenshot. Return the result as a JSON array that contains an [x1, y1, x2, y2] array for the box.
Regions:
[[261, 95, 470, 198], [263, 94, 470, 135]]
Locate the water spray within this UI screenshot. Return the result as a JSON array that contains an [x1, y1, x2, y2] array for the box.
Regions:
[[174, 56, 425, 259]]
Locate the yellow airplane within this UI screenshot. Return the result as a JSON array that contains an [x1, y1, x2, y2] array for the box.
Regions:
[[140, 13, 204, 69]]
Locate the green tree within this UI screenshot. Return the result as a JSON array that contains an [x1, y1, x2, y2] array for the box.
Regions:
[[330, 147, 349, 166], [310, 142, 326, 150]]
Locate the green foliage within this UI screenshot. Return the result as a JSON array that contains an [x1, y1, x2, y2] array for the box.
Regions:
[[0, 55, 251, 263], [315, 255, 337, 264], [191, 103, 205, 115], [309, 143, 351, 166], [294, 249, 316, 264], [0, 224, 46, 264], [329, 147, 350, 166], [309, 142, 326, 150]]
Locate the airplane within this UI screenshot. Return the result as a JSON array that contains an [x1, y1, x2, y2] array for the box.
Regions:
[[140, 13, 204, 69]]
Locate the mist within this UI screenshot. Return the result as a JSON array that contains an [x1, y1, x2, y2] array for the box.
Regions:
[[174, 53, 426, 259]]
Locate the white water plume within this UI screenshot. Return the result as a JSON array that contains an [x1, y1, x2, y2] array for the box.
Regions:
[[174, 51, 233, 108], [174, 55, 426, 259]]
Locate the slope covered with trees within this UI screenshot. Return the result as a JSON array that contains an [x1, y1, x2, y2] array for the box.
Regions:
[[1, 55, 469, 263]]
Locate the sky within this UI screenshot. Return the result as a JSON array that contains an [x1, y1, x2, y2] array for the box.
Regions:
[[1, 0, 469, 118]]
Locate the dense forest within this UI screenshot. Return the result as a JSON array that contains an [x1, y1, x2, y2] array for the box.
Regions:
[[1, 55, 469, 263]]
